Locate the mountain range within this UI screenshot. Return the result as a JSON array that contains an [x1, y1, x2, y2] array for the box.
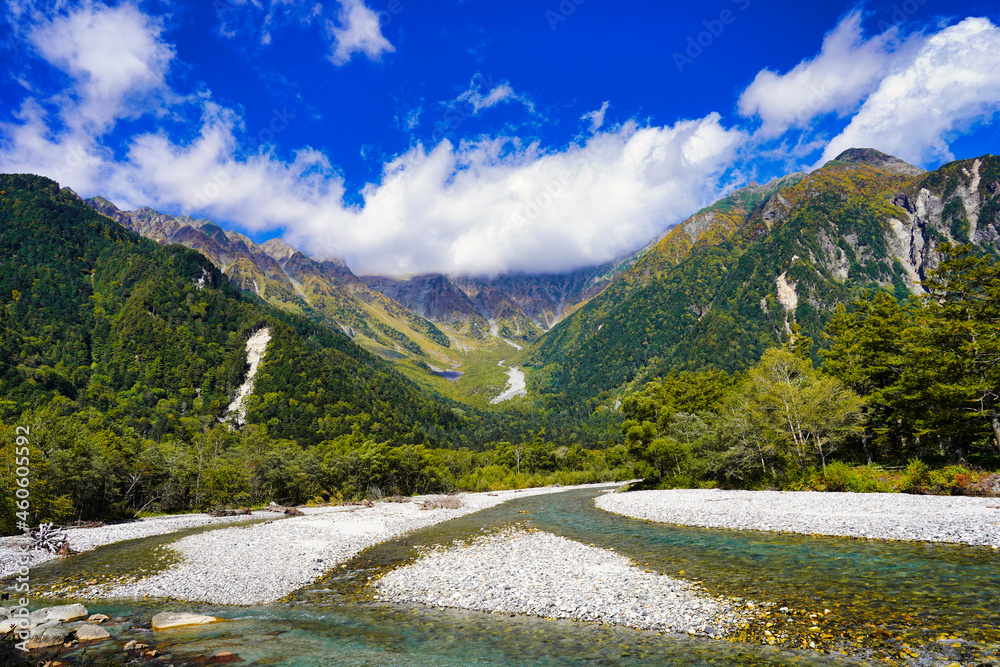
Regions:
[[21, 147, 1000, 414]]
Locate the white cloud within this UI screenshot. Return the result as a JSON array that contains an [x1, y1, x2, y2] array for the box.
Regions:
[[9, 3, 1000, 279], [28, 2, 175, 132], [287, 115, 745, 275], [581, 101, 609, 133], [452, 75, 536, 115], [738, 11, 905, 137], [820, 17, 1000, 166], [327, 0, 395, 66], [7, 93, 743, 276], [0, 98, 106, 194]]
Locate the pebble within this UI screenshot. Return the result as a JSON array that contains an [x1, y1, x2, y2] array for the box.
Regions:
[[0, 511, 284, 578], [73, 484, 618, 605], [375, 527, 757, 637], [596, 489, 1000, 548]]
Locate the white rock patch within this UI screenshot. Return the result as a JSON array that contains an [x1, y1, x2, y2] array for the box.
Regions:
[[597, 489, 1000, 549], [376, 528, 751, 637], [225, 327, 271, 425], [775, 272, 798, 311]]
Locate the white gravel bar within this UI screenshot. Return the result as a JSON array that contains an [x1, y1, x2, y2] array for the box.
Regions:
[[0, 511, 282, 579], [375, 527, 753, 637], [596, 489, 1000, 549], [65, 484, 616, 605]]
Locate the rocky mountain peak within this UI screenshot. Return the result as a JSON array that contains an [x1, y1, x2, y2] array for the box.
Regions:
[[86, 196, 121, 215], [259, 238, 301, 265], [832, 148, 925, 177]]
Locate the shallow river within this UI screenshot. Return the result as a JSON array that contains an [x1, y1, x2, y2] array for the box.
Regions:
[[13, 488, 1000, 666]]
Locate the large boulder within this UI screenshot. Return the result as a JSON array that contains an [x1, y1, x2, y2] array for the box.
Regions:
[[151, 612, 221, 630], [75, 624, 111, 642], [29, 604, 88, 625], [26, 626, 72, 650]]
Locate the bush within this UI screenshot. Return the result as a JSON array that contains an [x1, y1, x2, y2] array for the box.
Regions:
[[820, 462, 893, 493], [901, 458, 933, 494]]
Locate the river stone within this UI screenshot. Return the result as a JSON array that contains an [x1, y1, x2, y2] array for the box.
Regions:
[[29, 604, 88, 625], [87, 613, 110, 623], [151, 612, 221, 630], [0, 619, 18, 634], [75, 624, 110, 642], [27, 626, 72, 650]]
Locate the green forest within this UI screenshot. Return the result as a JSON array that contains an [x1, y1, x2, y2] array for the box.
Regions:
[[1, 170, 998, 534], [0, 175, 634, 532], [621, 243, 1000, 493]]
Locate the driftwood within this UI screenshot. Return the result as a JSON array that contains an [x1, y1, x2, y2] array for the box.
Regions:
[[265, 504, 304, 516], [26, 523, 70, 554], [418, 496, 463, 511]]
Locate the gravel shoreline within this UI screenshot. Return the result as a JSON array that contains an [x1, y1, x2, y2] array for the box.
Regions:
[[0, 511, 283, 579], [375, 527, 755, 637], [596, 489, 1000, 548], [31, 484, 616, 605]]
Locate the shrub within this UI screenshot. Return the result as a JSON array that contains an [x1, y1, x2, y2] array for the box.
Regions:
[[901, 458, 933, 494]]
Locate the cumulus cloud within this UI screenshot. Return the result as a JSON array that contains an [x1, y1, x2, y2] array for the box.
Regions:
[[738, 11, 905, 137], [74, 109, 742, 276], [8, 2, 1000, 279], [3, 4, 745, 277], [820, 17, 1000, 166], [291, 115, 745, 275], [28, 2, 175, 132], [581, 101, 609, 133], [327, 0, 395, 66]]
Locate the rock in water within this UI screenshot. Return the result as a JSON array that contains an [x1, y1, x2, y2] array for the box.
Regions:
[[30, 604, 89, 624], [151, 612, 221, 630], [26, 626, 72, 650], [75, 624, 111, 642]]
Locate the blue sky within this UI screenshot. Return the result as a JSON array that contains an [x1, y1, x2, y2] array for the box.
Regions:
[[2, 0, 1000, 276]]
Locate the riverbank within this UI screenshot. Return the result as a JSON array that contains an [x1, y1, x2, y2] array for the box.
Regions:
[[596, 489, 1000, 548], [375, 526, 755, 638], [0, 511, 283, 579], [32, 484, 617, 605]]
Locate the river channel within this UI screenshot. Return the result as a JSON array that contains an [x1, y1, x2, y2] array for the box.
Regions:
[[10, 488, 1000, 666]]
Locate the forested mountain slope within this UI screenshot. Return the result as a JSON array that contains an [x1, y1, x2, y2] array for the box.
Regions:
[[0, 174, 461, 447], [527, 149, 1000, 411], [86, 197, 453, 364]]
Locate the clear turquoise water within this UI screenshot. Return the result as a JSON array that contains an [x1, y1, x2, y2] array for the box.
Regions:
[[10, 488, 1000, 666]]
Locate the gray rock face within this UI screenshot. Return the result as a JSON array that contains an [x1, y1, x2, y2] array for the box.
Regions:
[[834, 148, 926, 177]]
